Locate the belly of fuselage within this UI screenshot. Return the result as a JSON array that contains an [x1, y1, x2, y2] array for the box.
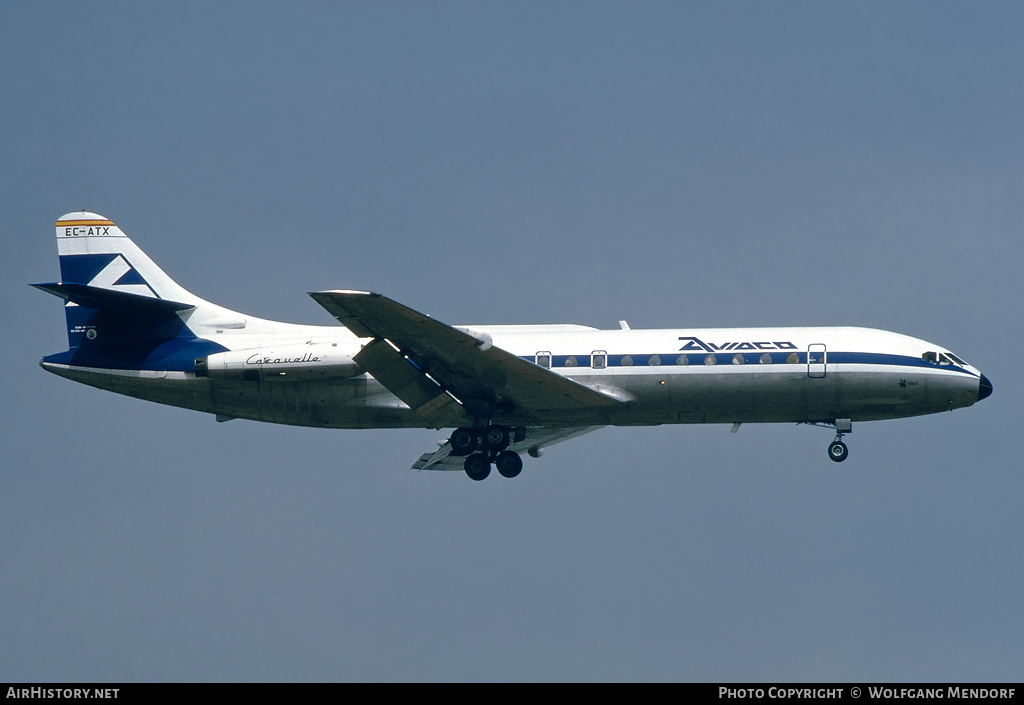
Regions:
[[44, 361, 977, 430], [41, 364, 429, 430], [567, 365, 975, 425]]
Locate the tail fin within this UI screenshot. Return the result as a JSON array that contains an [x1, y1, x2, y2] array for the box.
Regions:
[[40, 212, 213, 351], [54, 212, 198, 304]]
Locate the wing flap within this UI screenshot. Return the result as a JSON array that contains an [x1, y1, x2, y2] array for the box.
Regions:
[[354, 338, 469, 429]]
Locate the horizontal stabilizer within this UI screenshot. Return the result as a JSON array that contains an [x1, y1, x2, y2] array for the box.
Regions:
[[32, 283, 195, 314]]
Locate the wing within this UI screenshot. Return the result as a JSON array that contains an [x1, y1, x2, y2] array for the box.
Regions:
[[309, 290, 623, 430], [412, 425, 606, 471]]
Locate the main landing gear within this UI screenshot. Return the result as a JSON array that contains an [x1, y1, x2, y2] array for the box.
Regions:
[[449, 425, 525, 480]]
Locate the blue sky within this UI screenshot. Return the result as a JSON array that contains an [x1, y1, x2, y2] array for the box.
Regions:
[[2, 1, 1021, 681]]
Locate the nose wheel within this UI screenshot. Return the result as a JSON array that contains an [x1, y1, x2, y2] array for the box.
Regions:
[[828, 439, 849, 462]]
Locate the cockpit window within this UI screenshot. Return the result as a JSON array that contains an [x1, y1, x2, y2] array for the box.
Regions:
[[923, 351, 968, 367]]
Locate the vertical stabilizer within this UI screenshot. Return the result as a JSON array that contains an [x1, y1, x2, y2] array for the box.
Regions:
[[55, 212, 199, 304], [49, 212, 211, 350]]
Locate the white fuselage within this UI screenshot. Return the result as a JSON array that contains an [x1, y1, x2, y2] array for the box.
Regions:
[[43, 320, 986, 430]]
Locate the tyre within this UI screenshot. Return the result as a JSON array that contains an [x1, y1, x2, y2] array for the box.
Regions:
[[483, 425, 510, 451], [495, 450, 523, 478], [828, 441, 849, 463], [449, 427, 477, 456], [464, 453, 491, 481]]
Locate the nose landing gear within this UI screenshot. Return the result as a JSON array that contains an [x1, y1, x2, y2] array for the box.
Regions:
[[802, 419, 852, 462], [827, 418, 852, 463]]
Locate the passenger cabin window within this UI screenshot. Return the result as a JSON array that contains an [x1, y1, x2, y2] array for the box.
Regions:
[[536, 352, 551, 369], [592, 351, 607, 369]]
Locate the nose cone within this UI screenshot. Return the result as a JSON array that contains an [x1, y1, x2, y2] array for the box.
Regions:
[[978, 374, 993, 401]]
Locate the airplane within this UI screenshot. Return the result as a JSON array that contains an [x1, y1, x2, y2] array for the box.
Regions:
[[35, 211, 993, 480]]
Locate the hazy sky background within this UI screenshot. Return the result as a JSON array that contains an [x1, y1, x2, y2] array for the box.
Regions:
[[2, 1, 1021, 682]]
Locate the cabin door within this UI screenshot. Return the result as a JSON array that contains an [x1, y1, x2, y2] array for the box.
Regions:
[[807, 344, 827, 378]]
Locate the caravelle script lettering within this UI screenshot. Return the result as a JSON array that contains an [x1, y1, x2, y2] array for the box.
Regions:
[[246, 352, 322, 366]]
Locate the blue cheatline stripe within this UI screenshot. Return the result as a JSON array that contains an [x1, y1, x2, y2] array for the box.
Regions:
[[521, 351, 978, 376]]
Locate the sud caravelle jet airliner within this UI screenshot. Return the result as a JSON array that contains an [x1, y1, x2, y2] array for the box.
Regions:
[[36, 212, 993, 480]]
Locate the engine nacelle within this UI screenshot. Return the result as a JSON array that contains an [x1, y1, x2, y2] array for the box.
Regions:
[[195, 344, 363, 381]]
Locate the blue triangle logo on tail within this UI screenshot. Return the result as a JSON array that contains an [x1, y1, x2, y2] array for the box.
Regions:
[[59, 253, 158, 298]]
